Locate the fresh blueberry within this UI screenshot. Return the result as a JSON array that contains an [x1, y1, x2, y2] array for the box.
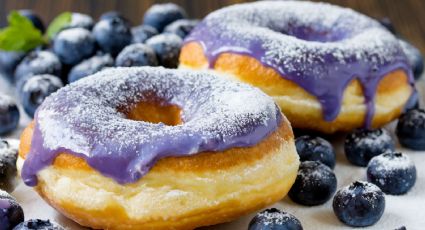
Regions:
[[0, 139, 18, 192], [13, 219, 65, 230], [0, 95, 20, 135], [64, 12, 94, 30], [68, 54, 114, 83], [53, 28, 96, 66], [18, 10, 45, 33], [288, 161, 337, 206], [378, 17, 396, 35], [367, 152, 416, 195], [146, 33, 182, 68], [344, 128, 395, 167], [248, 208, 303, 230], [399, 39, 424, 80], [396, 109, 425, 150], [116, 44, 158, 67], [164, 19, 199, 39], [131, 25, 158, 43], [93, 16, 132, 56], [0, 190, 24, 230], [19, 74, 63, 118], [333, 181, 385, 227], [0, 51, 26, 78], [295, 135, 335, 169], [143, 3, 187, 32], [14, 51, 62, 84]]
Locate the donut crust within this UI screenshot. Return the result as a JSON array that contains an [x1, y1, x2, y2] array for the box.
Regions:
[[179, 42, 413, 133], [19, 116, 299, 229]]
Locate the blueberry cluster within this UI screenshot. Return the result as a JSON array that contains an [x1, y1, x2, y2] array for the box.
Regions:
[[290, 136, 337, 206], [0, 3, 199, 133], [268, 106, 423, 228]]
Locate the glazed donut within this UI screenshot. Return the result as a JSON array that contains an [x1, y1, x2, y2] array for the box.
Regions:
[[180, 1, 415, 133], [18, 67, 299, 230]]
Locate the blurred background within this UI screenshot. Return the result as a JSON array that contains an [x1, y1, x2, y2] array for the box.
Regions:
[[1, 0, 424, 52]]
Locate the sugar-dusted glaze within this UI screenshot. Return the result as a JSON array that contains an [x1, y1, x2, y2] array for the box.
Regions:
[[22, 67, 282, 186], [185, 1, 414, 126]]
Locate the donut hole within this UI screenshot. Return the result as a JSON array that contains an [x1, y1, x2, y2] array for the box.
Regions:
[[124, 100, 182, 126]]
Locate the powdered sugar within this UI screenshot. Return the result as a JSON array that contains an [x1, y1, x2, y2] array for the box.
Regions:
[[347, 129, 394, 150], [21, 75, 63, 94], [69, 13, 93, 28], [368, 153, 414, 172], [341, 181, 382, 195], [0, 94, 16, 108], [56, 27, 92, 43], [255, 209, 300, 226], [68, 54, 114, 82], [145, 3, 186, 17], [24, 51, 60, 71]]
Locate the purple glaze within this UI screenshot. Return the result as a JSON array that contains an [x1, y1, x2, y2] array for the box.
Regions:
[[22, 67, 282, 186], [185, 1, 414, 126]]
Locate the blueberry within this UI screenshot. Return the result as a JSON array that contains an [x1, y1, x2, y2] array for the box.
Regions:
[[378, 17, 396, 35], [0, 190, 24, 230], [116, 44, 158, 67], [146, 33, 182, 68], [131, 25, 158, 43], [248, 208, 303, 230], [295, 135, 335, 169], [0, 139, 18, 192], [399, 39, 424, 80], [143, 3, 187, 32], [53, 28, 96, 66], [367, 152, 416, 195], [68, 54, 114, 83], [64, 12, 94, 31], [93, 16, 132, 56], [0, 51, 26, 77], [19, 74, 63, 118], [14, 51, 62, 84], [333, 181, 385, 227], [13, 219, 64, 230], [18, 10, 45, 33], [164, 19, 199, 39], [288, 161, 337, 206], [0, 95, 20, 135], [344, 128, 395, 167], [396, 109, 425, 150]]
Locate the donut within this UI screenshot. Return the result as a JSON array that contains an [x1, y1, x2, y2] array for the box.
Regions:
[[180, 1, 415, 133], [18, 67, 299, 229]]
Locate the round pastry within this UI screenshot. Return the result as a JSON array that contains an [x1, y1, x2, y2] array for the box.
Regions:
[[18, 67, 299, 230], [180, 1, 415, 133]]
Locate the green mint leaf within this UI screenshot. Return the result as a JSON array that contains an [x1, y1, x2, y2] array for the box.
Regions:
[[46, 12, 72, 39], [0, 11, 46, 52]]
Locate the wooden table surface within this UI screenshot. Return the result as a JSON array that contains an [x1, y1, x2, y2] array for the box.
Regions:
[[0, 0, 424, 52]]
